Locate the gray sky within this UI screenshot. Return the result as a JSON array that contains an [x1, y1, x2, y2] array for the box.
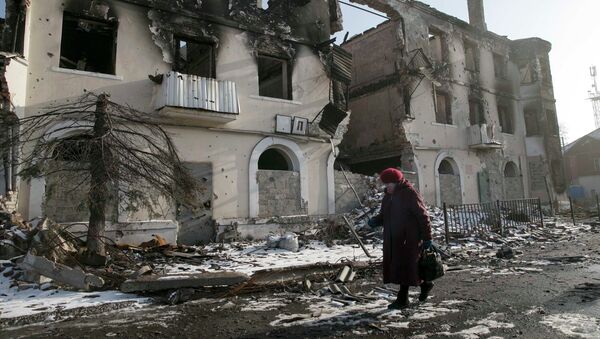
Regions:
[[335, 0, 598, 143]]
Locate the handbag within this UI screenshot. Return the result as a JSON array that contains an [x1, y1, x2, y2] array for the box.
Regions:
[[419, 246, 445, 281]]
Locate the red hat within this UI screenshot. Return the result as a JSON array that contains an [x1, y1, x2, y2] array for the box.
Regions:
[[380, 168, 404, 184]]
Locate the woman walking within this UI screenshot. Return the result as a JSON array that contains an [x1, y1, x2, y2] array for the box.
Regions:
[[368, 168, 434, 309]]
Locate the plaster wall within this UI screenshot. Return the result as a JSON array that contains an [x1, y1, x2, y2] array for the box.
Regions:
[[14, 0, 338, 221]]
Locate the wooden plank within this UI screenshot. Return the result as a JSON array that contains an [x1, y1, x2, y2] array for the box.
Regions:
[[342, 215, 373, 258], [120, 272, 249, 293]]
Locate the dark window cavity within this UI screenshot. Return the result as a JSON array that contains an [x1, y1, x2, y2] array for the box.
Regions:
[[438, 159, 455, 175], [464, 40, 479, 72], [258, 148, 292, 171], [59, 13, 118, 75], [504, 162, 519, 177], [435, 91, 452, 125], [258, 55, 292, 100], [519, 61, 536, 84], [493, 53, 507, 79], [174, 37, 215, 78], [524, 109, 540, 136], [498, 104, 514, 134], [469, 98, 485, 126]]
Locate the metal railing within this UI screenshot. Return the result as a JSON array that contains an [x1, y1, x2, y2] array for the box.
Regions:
[[442, 198, 544, 243]]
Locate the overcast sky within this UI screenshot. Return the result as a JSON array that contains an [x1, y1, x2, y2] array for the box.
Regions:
[[335, 0, 599, 143]]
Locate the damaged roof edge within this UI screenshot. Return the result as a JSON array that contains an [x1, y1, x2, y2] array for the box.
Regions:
[[115, 0, 338, 47]]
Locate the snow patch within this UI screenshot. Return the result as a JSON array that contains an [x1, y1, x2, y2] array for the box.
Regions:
[[541, 313, 600, 338]]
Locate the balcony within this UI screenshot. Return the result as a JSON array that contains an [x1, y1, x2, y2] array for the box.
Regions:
[[467, 124, 503, 149], [155, 71, 240, 125]]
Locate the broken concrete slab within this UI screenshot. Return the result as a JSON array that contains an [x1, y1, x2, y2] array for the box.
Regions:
[[19, 253, 104, 291], [120, 272, 249, 293]]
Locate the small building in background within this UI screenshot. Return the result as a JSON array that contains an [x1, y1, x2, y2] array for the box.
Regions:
[[564, 128, 600, 201]]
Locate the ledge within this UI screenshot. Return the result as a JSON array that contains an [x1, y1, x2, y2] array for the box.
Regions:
[[249, 95, 302, 105], [50, 66, 124, 81], [431, 122, 458, 128]]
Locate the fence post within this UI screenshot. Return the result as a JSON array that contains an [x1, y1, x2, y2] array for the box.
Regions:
[[443, 203, 450, 244], [537, 198, 544, 227], [597, 194, 600, 223], [496, 200, 504, 237], [569, 196, 576, 225]]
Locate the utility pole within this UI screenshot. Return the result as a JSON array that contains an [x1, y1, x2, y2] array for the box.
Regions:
[[588, 66, 600, 129]]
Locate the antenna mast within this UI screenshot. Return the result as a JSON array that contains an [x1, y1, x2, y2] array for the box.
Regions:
[[588, 66, 600, 129]]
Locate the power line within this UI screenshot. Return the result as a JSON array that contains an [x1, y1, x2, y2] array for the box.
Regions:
[[338, 0, 390, 20]]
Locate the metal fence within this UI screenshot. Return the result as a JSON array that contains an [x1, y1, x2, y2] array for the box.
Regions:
[[442, 198, 544, 243]]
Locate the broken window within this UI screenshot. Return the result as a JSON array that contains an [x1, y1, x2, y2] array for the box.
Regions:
[[469, 97, 485, 126], [258, 54, 292, 100], [428, 28, 446, 63], [52, 136, 92, 163], [498, 104, 514, 134], [493, 53, 507, 79], [174, 37, 215, 79], [434, 91, 452, 125], [464, 40, 479, 72], [519, 61, 536, 84], [546, 110, 559, 136], [524, 109, 540, 136], [59, 13, 118, 75], [258, 148, 292, 171]]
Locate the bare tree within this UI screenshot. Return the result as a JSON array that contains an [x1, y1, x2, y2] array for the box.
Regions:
[[0, 92, 199, 264]]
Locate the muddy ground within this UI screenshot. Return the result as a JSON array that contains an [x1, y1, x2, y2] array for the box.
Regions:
[[2, 228, 600, 339]]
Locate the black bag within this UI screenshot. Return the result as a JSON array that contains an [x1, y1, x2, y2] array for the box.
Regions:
[[419, 247, 445, 281]]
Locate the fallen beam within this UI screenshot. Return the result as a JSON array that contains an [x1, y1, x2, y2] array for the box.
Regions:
[[342, 216, 373, 258], [120, 272, 249, 293], [19, 253, 104, 291]]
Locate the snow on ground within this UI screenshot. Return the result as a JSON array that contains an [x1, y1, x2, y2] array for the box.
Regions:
[[540, 313, 600, 338], [161, 241, 383, 276], [0, 275, 149, 319]]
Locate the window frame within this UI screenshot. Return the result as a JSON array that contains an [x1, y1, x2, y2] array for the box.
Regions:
[[493, 53, 507, 79], [463, 39, 479, 73], [497, 103, 514, 135], [434, 90, 453, 125], [257, 54, 293, 101], [427, 27, 447, 64], [59, 12, 119, 76], [173, 36, 216, 79]]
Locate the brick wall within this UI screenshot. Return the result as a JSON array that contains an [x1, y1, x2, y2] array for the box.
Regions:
[[257, 170, 305, 217]]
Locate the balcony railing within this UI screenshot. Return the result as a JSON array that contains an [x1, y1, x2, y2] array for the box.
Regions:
[[155, 71, 240, 124], [467, 123, 503, 149]]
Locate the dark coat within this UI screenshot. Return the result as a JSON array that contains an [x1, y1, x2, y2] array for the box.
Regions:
[[373, 179, 433, 286]]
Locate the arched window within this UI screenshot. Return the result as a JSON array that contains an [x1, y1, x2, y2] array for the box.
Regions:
[[258, 148, 292, 171], [438, 159, 455, 175], [504, 162, 519, 178], [52, 135, 92, 162]]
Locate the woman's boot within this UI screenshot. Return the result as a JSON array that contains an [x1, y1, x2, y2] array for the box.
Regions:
[[419, 281, 434, 302], [388, 285, 409, 309]]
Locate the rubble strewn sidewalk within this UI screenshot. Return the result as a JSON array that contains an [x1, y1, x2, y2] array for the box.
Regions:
[[1, 189, 599, 321]]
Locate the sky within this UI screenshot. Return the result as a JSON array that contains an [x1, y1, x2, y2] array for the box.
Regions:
[[335, 0, 600, 143]]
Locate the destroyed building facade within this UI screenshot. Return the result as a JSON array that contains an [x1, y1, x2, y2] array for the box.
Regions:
[[563, 128, 600, 200], [339, 0, 566, 206], [0, 0, 349, 244]]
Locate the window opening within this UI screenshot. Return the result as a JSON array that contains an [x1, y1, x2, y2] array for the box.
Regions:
[[469, 98, 484, 125], [435, 91, 452, 125], [428, 28, 445, 63], [52, 136, 92, 162], [258, 54, 291, 100], [498, 104, 514, 134], [174, 37, 215, 78], [493, 53, 507, 79], [464, 40, 478, 72], [258, 148, 292, 171], [519, 61, 535, 84], [504, 162, 519, 177], [59, 13, 118, 75], [524, 109, 539, 136], [438, 159, 455, 175]]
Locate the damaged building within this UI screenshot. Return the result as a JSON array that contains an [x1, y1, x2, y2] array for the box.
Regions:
[[0, 0, 352, 244], [338, 0, 566, 206]]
